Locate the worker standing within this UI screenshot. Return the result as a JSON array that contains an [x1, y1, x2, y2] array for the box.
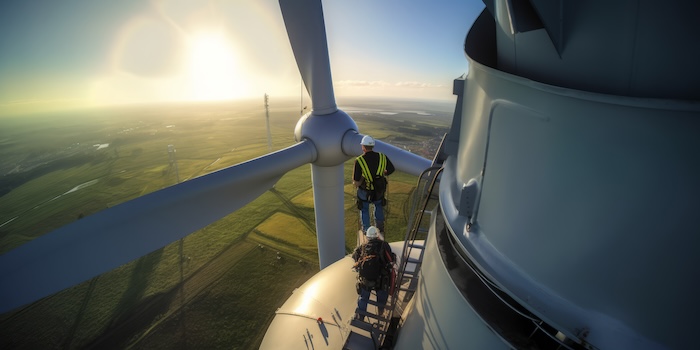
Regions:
[[352, 135, 395, 233]]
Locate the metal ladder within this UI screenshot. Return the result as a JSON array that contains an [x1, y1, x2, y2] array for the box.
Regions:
[[346, 132, 450, 349], [380, 165, 443, 348], [344, 166, 443, 350]]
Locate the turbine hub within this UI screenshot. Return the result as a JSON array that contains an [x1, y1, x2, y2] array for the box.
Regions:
[[295, 109, 358, 167]]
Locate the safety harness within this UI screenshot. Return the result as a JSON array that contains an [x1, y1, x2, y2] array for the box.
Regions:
[[353, 240, 395, 291], [356, 153, 388, 191]]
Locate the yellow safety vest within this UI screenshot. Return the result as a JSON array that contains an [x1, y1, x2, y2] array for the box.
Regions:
[[356, 153, 387, 190]]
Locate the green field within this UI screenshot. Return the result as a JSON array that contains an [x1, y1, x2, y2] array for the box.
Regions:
[[0, 97, 451, 349]]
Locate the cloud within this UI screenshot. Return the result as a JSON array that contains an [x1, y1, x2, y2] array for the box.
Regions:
[[393, 81, 445, 88], [336, 80, 444, 89], [333, 79, 453, 100], [336, 80, 391, 87]]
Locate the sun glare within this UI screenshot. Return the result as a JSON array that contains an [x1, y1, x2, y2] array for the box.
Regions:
[[187, 32, 247, 101]]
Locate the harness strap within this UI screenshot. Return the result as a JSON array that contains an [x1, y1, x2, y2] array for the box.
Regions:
[[356, 153, 388, 191], [356, 155, 374, 190], [352, 253, 377, 269], [384, 249, 393, 264]]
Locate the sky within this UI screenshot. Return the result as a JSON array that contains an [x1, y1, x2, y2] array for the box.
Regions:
[[0, 0, 484, 116]]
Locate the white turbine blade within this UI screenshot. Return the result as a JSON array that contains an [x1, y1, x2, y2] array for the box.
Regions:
[[0, 141, 316, 313], [279, 0, 337, 115], [342, 132, 432, 176], [375, 140, 432, 176]]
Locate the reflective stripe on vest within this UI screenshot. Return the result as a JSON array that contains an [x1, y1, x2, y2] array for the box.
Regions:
[[376, 153, 387, 177], [356, 155, 374, 190], [357, 153, 387, 191]]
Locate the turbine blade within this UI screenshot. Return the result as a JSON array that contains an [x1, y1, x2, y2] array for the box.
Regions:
[[0, 141, 316, 313], [342, 132, 432, 176], [279, 0, 337, 115], [376, 140, 433, 176]]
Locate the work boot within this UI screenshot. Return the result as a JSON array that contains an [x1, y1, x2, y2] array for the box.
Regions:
[[377, 222, 384, 233]]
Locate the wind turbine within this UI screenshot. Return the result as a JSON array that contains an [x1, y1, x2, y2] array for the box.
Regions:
[[264, 93, 272, 151], [264, 0, 700, 349], [4, 0, 699, 349], [0, 0, 429, 314], [167, 144, 180, 183]]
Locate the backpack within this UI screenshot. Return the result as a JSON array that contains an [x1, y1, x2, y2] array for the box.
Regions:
[[357, 240, 391, 282]]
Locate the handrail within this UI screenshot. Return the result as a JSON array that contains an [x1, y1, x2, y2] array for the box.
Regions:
[[381, 166, 443, 343]]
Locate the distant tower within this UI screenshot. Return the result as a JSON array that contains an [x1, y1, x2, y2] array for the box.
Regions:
[[264, 94, 272, 151], [167, 144, 180, 183]]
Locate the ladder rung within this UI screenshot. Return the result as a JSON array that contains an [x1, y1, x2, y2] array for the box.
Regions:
[[406, 257, 422, 265], [401, 270, 418, 277], [350, 319, 372, 332], [353, 309, 390, 324], [399, 286, 416, 293], [408, 242, 424, 249], [365, 298, 389, 309], [350, 319, 387, 335]]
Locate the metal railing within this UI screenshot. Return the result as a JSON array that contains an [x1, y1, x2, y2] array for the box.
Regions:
[[379, 166, 443, 347]]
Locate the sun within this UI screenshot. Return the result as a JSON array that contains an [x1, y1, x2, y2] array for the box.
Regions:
[[186, 31, 247, 101]]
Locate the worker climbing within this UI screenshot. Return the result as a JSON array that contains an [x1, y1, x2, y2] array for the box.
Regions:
[[352, 135, 395, 234], [352, 226, 396, 321]]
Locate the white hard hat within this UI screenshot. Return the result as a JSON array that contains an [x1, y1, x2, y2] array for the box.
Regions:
[[366, 226, 379, 239], [360, 135, 375, 146]]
